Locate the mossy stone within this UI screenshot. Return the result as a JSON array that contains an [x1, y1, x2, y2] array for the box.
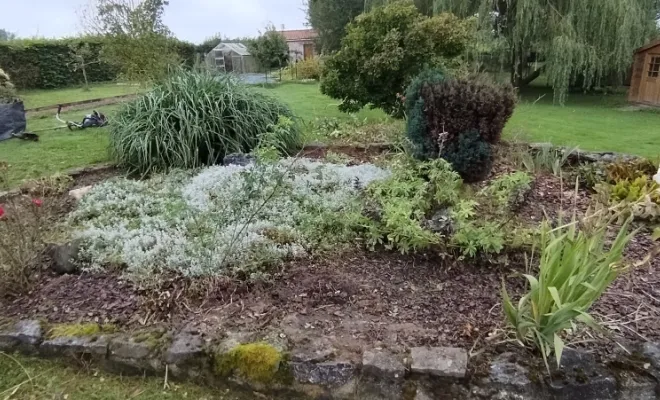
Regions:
[[214, 342, 290, 385]]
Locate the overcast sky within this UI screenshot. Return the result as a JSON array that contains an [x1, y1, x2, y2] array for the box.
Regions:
[[0, 0, 309, 43]]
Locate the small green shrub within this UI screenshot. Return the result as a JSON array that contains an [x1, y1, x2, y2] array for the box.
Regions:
[[605, 159, 657, 183], [598, 176, 660, 221], [575, 162, 607, 190], [482, 172, 533, 210], [110, 70, 300, 175], [440, 129, 493, 182], [365, 158, 462, 253], [502, 213, 635, 371], [516, 145, 577, 176], [286, 57, 322, 80]]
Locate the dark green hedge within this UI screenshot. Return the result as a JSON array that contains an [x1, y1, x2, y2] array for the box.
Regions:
[[0, 38, 197, 90]]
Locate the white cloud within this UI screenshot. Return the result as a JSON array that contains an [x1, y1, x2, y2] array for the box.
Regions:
[[0, 0, 308, 43]]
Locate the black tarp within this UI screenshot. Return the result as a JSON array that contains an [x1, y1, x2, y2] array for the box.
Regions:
[[0, 101, 26, 141]]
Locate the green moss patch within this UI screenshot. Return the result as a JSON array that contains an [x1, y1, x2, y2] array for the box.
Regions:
[[48, 323, 117, 339], [214, 342, 288, 385], [130, 327, 169, 351]]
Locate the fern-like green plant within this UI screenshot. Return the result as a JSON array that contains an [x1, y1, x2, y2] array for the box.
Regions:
[[502, 212, 635, 371]]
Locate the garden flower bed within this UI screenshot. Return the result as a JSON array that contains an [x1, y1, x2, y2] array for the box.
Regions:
[[1, 144, 659, 399]]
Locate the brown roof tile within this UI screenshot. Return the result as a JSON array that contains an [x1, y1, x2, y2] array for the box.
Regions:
[[280, 29, 317, 42]]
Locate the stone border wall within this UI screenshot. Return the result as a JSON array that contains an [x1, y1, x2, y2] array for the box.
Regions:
[[1, 319, 658, 400]]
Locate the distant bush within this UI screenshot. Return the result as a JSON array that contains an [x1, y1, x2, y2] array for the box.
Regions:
[[110, 70, 300, 175], [0, 68, 16, 101], [440, 129, 493, 182], [286, 58, 322, 80], [0, 38, 196, 90]]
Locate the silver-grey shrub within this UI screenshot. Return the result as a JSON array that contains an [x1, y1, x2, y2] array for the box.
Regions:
[[68, 159, 390, 279]]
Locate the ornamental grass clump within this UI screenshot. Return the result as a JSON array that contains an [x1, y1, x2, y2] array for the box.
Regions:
[[502, 211, 635, 371], [109, 69, 300, 175]]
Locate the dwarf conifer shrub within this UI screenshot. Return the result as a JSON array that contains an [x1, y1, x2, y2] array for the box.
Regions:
[[440, 129, 493, 182], [110, 70, 300, 175], [405, 71, 515, 160]]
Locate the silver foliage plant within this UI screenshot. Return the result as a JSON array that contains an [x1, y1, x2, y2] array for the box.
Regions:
[[68, 159, 390, 279]]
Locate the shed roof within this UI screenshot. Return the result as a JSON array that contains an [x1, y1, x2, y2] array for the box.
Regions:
[[213, 42, 251, 56], [280, 29, 317, 42], [635, 39, 660, 54]]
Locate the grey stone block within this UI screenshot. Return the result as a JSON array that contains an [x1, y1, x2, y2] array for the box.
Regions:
[[362, 350, 406, 380], [109, 337, 153, 359], [292, 360, 355, 386], [0, 320, 42, 352], [489, 353, 532, 393], [547, 349, 617, 400], [164, 331, 204, 365], [41, 335, 108, 357], [410, 347, 468, 378], [642, 342, 660, 370], [617, 370, 656, 400]]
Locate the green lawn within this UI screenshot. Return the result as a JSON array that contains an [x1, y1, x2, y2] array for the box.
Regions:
[[256, 82, 389, 124], [18, 82, 143, 109], [506, 86, 660, 159], [0, 353, 256, 400], [1, 108, 116, 188], [2, 81, 659, 189]]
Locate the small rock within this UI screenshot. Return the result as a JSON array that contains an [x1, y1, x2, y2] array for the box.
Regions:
[[489, 353, 531, 391], [617, 370, 656, 400], [424, 209, 453, 235], [0, 320, 42, 351], [47, 240, 81, 275], [164, 331, 204, 365], [110, 337, 153, 359], [642, 342, 660, 370], [69, 185, 93, 201], [414, 388, 433, 400], [223, 153, 255, 167], [410, 347, 468, 378], [41, 335, 108, 357], [362, 350, 406, 380], [547, 349, 616, 399], [292, 360, 355, 386]]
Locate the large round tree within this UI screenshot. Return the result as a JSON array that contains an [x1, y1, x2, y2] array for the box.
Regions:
[[434, 0, 660, 103], [320, 1, 470, 115]]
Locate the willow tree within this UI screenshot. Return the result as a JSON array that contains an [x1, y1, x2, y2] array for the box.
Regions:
[[434, 0, 659, 102]]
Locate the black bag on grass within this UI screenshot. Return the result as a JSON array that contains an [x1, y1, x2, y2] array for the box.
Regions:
[[0, 101, 27, 142]]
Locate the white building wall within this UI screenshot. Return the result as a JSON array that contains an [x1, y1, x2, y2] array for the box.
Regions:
[[287, 40, 314, 62]]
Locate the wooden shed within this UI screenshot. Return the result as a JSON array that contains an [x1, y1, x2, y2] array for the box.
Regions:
[[629, 39, 660, 106]]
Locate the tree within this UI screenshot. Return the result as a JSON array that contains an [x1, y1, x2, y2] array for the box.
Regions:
[[83, 0, 178, 82], [0, 29, 16, 42], [434, 0, 660, 103], [320, 1, 469, 116], [307, 0, 365, 52], [307, 0, 435, 53], [249, 26, 289, 71]]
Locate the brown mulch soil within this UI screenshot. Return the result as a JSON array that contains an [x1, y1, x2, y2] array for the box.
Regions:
[[1, 150, 658, 376]]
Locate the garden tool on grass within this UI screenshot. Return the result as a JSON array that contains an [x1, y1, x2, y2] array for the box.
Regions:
[[56, 105, 108, 130]]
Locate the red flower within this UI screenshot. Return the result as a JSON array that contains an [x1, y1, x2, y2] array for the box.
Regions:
[[0, 205, 4, 218], [32, 198, 43, 207]]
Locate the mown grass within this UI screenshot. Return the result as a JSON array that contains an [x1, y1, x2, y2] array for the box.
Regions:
[[506, 86, 660, 160], [0, 107, 116, 189], [0, 353, 256, 400], [18, 83, 143, 110]]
